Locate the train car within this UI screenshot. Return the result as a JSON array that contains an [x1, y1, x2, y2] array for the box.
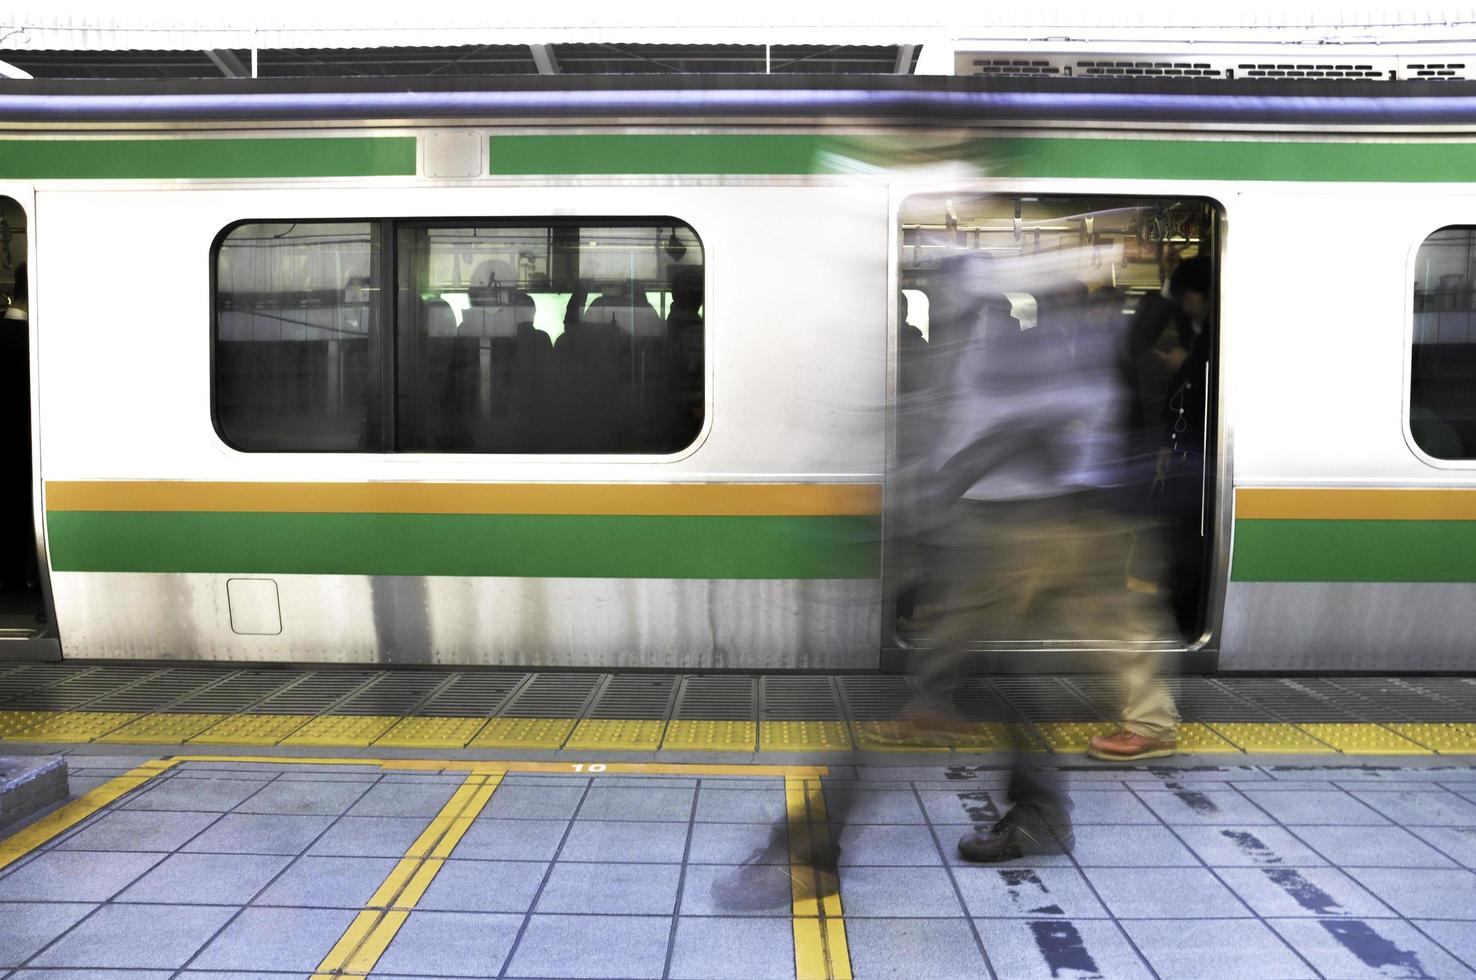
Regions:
[[0, 73, 1472, 672]]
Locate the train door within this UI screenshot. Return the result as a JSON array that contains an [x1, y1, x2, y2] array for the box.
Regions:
[[0, 192, 47, 646], [889, 192, 1221, 668]]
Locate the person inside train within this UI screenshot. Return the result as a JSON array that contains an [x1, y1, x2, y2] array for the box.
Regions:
[[666, 268, 704, 445], [0, 262, 35, 594]]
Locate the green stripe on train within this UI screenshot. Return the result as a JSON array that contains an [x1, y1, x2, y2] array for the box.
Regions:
[[488, 134, 1476, 182], [0, 137, 416, 179], [46, 511, 880, 579], [1233, 519, 1476, 582]]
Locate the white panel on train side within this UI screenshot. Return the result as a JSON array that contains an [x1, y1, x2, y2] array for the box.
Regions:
[[36, 182, 887, 485]]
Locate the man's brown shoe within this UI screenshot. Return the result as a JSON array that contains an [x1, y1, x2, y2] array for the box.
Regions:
[[1086, 729, 1177, 762]]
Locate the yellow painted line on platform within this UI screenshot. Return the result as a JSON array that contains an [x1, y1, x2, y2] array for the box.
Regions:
[[373, 716, 491, 749], [565, 718, 667, 751], [97, 712, 232, 744], [1295, 723, 1433, 755], [162, 754, 829, 779], [1174, 722, 1242, 754], [188, 713, 316, 745], [282, 714, 403, 747], [0, 759, 178, 870], [1203, 722, 1337, 754], [46, 479, 883, 517], [761, 720, 854, 752], [662, 719, 757, 752], [312, 772, 503, 979], [467, 717, 576, 749], [786, 775, 851, 980], [2, 711, 140, 742], [1236, 486, 1476, 521], [1384, 723, 1476, 754]]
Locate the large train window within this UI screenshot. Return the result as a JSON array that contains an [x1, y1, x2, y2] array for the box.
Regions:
[[214, 222, 383, 452], [1411, 228, 1476, 460], [212, 218, 704, 454], [895, 194, 1221, 645]]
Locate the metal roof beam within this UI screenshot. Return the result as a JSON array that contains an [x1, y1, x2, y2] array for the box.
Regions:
[[204, 49, 248, 78], [893, 44, 916, 74], [529, 44, 560, 74]]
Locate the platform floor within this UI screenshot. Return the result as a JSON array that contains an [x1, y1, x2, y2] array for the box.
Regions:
[[0, 663, 1473, 757], [2, 751, 1476, 979]]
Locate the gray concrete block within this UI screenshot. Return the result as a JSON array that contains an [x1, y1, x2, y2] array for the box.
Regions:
[[253, 854, 399, 908], [0, 756, 67, 829]]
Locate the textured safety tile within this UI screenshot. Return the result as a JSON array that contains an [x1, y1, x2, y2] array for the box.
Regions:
[[686, 821, 787, 865], [1240, 789, 1391, 825], [1348, 789, 1476, 826], [29, 902, 236, 969], [953, 865, 1109, 919], [0, 901, 96, 967], [307, 815, 435, 857], [467, 717, 574, 749], [1083, 866, 1252, 919], [980, 918, 1155, 980], [371, 909, 523, 977], [1386, 722, 1476, 754], [121, 776, 269, 813], [1217, 867, 1397, 918], [820, 788, 924, 825], [693, 787, 786, 824], [374, 715, 489, 749], [281, 714, 400, 746], [564, 718, 666, 751], [835, 823, 944, 866], [577, 785, 694, 821], [951, 721, 1030, 752], [0, 850, 163, 901], [1069, 824, 1201, 867], [232, 779, 371, 816], [1270, 917, 1476, 980], [54, 808, 219, 852], [1035, 721, 1119, 752], [189, 906, 359, 972], [115, 852, 292, 905], [1296, 723, 1431, 755], [4, 710, 139, 742], [846, 918, 989, 980], [505, 914, 672, 979], [1408, 826, 1476, 868], [454, 818, 570, 861], [678, 862, 793, 916], [1173, 826, 1331, 868], [534, 861, 681, 915], [416, 860, 548, 914], [1174, 722, 1243, 754], [660, 719, 756, 752], [481, 785, 585, 820], [557, 819, 689, 863], [1344, 867, 1476, 919], [189, 714, 314, 745], [668, 916, 796, 980], [849, 721, 951, 753], [1208, 722, 1335, 754], [759, 719, 852, 752], [184, 813, 335, 855], [99, 713, 232, 744], [1288, 825, 1461, 869], [1135, 788, 1278, 825], [252, 855, 400, 908], [1122, 919, 1318, 979], [834, 865, 965, 917], [345, 780, 460, 818]]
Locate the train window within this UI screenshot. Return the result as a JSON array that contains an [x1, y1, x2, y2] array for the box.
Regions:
[[394, 220, 704, 454], [1411, 228, 1476, 459], [212, 218, 704, 454], [214, 222, 383, 451]]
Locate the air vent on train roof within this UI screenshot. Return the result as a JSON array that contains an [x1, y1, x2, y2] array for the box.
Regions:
[[1238, 63, 1387, 79], [953, 49, 1476, 82]]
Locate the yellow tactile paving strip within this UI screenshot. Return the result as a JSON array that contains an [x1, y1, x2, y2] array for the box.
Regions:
[[787, 774, 852, 980], [1, 709, 1475, 755]]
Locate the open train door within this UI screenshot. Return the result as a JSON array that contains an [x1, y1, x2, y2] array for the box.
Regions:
[[0, 187, 55, 659], [886, 191, 1221, 673]]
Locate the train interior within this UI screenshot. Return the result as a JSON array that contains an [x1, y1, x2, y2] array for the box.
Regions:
[[0, 194, 40, 637], [894, 194, 1221, 651]]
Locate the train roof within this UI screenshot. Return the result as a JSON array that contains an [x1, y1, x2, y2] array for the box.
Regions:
[[4, 74, 1476, 130]]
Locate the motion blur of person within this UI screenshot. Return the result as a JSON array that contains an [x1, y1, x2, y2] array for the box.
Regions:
[[1, 262, 35, 592], [895, 251, 1183, 860]]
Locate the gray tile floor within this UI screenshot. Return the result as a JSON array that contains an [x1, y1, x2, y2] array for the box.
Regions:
[[2, 759, 1476, 978]]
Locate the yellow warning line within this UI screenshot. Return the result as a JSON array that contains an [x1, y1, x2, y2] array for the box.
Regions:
[[786, 775, 852, 980], [0, 758, 178, 870], [311, 772, 503, 980]]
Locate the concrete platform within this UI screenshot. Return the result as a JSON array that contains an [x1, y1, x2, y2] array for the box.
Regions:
[[2, 749, 1475, 978], [0, 755, 66, 829]]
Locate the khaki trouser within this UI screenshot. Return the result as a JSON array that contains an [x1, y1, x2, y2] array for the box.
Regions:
[[918, 496, 1181, 741]]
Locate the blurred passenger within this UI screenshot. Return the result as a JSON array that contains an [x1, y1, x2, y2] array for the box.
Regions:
[[667, 269, 704, 444], [0, 262, 34, 592]]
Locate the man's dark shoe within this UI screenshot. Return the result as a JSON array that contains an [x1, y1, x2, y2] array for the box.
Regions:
[[957, 804, 1074, 863]]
